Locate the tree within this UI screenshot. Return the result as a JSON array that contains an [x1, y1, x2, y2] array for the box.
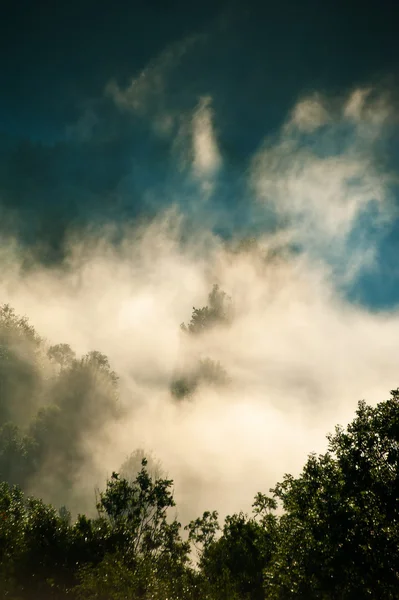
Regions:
[[171, 285, 232, 401], [26, 349, 120, 510], [0, 423, 37, 487], [171, 358, 230, 400], [77, 459, 192, 599], [96, 460, 183, 560], [0, 481, 74, 599], [186, 510, 220, 559], [47, 343, 76, 371], [0, 304, 44, 426], [0, 461, 194, 600], [0, 305, 123, 513], [188, 498, 277, 600], [76, 550, 201, 600], [264, 391, 399, 599], [181, 284, 233, 335], [119, 448, 164, 482]]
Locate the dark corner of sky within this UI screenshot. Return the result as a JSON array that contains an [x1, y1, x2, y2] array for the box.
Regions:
[[0, 0, 399, 307]]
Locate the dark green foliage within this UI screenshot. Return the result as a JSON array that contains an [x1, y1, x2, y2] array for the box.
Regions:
[[0, 481, 73, 599], [0, 423, 37, 486], [97, 461, 180, 558], [0, 461, 194, 600], [202, 514, 273, 600], [186, 509, 220, 556], [187, 500, 277, 600], [76, 551, 202, 600], [74, 460, 193, 599], [264, 391, 399, 599]]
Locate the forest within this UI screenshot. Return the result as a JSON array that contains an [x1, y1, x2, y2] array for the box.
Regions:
[[1, 287, 399, 599]]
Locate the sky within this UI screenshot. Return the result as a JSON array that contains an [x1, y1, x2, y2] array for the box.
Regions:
[[2, 0, 399, 519], [1, 0, 399, 291]]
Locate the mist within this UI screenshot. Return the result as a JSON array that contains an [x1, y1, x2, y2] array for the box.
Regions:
[[1, 84, 399, 525]]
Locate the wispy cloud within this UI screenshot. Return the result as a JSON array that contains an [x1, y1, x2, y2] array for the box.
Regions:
[[191, 96, 222, 177], [286, 94, 331, 133], [105, 34, 223, 190], [105, 34, 202, 136], [251, 88, 396, 276], [344, 87, 392, 127]]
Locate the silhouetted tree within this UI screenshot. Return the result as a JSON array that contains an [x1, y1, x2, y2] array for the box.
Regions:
[[181, 284, 233, 335], [264, 390, 399, 599]]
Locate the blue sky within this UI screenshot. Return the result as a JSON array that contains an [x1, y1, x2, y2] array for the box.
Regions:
[[1, 0, 399, 306]]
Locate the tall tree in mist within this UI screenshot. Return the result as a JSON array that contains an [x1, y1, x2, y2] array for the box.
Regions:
[[119, 448, 164, 482], [26, 350, 120, 510], [0, 305, 121, 511], [0, 304, 44, 426], [171, 284, 232, 400], [180, 284, 233, 335], [0, 423, 37, 488]]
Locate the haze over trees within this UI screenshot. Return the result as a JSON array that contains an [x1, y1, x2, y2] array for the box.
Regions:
[[1, 293, 399, 598], [171, 284, 232, 400]]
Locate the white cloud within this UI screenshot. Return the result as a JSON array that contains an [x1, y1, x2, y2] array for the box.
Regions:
[[253, 143, 388, 236], [105, 37, 223, 185], [344, 88, 372, 121], [344, 87, 392, 127], [192, 96, 222, 178], [251, 88, 395, 272], [287, 95, 331, 133]]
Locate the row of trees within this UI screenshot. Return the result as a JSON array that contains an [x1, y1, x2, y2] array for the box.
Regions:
[[1, 391, 399, 598]]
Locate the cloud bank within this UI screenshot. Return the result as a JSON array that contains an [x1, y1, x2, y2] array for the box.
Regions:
[[1, 81, 399, 525]]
